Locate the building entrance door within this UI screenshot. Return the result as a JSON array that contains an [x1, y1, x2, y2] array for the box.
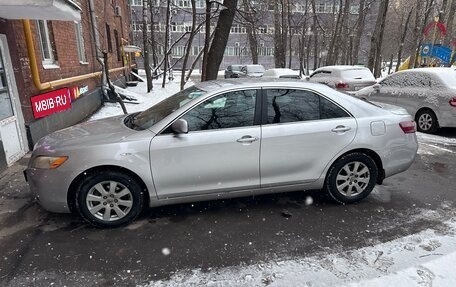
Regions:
[[0, 34, 27, 165]]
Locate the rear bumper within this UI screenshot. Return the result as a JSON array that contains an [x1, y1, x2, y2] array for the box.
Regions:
[[381, 134, 418, 178]]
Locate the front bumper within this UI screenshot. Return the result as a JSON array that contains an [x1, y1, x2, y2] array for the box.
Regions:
[[24, 168, 75, 213]]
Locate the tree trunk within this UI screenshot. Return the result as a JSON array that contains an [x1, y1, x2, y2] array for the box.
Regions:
[[162, 0, 171, 87], [367, 0, 389, 77], [310, 0, 318, 70], [243, 0, 259, 64], [274, 0, 286, 68], [201, 0, 212, 81], [204, 0, 238, 81], [142, 0, 152, 92], [352, 0, 366, 65], [103, 51, 127, 114], [180, 0, 197, 90], [326, 0, 345, 65], [149, 0, 158, 68], [396, 7, 413, 71]]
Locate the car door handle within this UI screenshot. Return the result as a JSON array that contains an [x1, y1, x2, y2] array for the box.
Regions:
[[331, 126, 351, 133], [236, 136, 258, 143]]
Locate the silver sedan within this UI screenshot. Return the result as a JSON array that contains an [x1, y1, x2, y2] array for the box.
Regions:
[[25, 80, 418, 227]]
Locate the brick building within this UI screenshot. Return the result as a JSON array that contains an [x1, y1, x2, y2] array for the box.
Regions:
[[0, 0, 133, 172]]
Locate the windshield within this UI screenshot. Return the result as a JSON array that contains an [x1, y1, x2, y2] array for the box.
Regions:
[[128, 86, 206, 130], [341, 69, 375, 80]]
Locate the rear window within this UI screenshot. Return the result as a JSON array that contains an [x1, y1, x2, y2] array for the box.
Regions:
[[438, 71, 456, 88], [247, 65, 265, 73], [341, 69, 375, 80]]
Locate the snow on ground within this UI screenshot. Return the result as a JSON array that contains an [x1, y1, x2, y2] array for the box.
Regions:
[[89, 77, 456, 286], [141, 215, 456, 287]]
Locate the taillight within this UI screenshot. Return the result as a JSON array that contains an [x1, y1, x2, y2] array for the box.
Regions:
[[449, 97, 456, 107], [399, 121, 416, 134], [336, 82, 349, 89]]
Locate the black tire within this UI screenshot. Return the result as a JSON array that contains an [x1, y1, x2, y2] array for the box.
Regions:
[[415, 109, 439, 134], [325, 152, 378, 204], [76, 171, 144, 228]]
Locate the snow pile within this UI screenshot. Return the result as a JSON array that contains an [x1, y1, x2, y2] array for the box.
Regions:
[[417, 132, 456, 155], [90, 78, 191, 121], [141, 219, 456, 287]]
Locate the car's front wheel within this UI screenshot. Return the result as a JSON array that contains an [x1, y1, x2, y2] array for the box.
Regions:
[[76, 171, 144, 228], [416, 109, 438, 133], [325, 153, 378, 204]]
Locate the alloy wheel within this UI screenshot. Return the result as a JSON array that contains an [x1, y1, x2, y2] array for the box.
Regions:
[[418, 113, 433, 131], [335, 161, 370, 197], [86, 181, 133, 222]]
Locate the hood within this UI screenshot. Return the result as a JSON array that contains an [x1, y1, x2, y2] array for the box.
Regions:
[[35, 115, 137, 150]]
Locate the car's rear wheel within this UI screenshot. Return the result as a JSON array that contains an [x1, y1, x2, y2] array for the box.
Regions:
[[76, 171, 144, 228], [325, 153, 378, 204], [416, 109, 438, 133]]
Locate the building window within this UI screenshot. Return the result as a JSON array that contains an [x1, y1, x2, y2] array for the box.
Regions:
[[114, 29, 121, 62], [130, 0, 143, 6], [74, 22, 87, 63], [36, 20, 56, 66], [106, 23, 113, 53]]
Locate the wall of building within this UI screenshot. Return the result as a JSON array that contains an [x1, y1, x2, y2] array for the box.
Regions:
[[3, 0, 132, 150]]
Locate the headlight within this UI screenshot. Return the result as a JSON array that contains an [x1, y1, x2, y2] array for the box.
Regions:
[[31, 156, 68, 169]]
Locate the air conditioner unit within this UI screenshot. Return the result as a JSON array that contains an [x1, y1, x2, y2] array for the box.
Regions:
[[115, 5, 122, 16]]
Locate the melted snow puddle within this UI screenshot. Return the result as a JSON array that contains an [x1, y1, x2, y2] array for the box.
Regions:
[[140, 219, 456, 287]]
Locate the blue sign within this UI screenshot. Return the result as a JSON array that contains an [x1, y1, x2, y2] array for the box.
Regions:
[[420, 44, 452, 64]]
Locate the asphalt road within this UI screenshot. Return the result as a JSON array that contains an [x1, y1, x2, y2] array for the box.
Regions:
[[1, 128, 455, 286]]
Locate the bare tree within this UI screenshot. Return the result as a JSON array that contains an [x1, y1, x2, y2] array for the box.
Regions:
[[143, 0, 153, 92], [241, 0, 259, 64], [203, 0, 239, 81], [367, 0, 389, 77], [396, 7, 414, 71], [273, 0, 288, 68], [180, 0, 197, 90]]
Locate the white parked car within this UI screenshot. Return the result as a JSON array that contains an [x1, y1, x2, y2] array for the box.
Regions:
[[263, 68, 301, 79]]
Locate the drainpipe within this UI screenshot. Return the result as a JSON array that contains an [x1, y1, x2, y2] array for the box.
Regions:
[[22, 19, 129, 91]]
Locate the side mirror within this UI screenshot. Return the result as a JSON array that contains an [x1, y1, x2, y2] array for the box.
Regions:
[[171, 119, 188, 134], [373, 83, 381, 92]]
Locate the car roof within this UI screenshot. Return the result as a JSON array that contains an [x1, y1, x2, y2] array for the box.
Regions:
[[315, 65, 369, 72], [194, 79, 338, 93], [395, 67, 456, 75]]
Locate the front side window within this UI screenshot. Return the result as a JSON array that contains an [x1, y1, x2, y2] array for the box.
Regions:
[[182, 90, 257, 131], [266, 89, 349, 124]]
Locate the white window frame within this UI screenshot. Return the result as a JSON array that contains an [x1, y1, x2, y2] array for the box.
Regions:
[[74, 21, 88, 64], [130, 0, 143, 6], [36, 20, 58, 68]]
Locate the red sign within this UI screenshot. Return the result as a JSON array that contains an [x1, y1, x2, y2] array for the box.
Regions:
[[31, 88, 72, 119]]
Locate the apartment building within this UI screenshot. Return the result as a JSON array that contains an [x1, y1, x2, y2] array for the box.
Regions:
[[128, 0, 379, 71]]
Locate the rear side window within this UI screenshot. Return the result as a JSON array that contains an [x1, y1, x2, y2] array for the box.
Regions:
[[265, 89, 349, 124]]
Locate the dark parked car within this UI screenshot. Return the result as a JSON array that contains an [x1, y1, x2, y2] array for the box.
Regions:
[[224, 65, 244, 78]]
